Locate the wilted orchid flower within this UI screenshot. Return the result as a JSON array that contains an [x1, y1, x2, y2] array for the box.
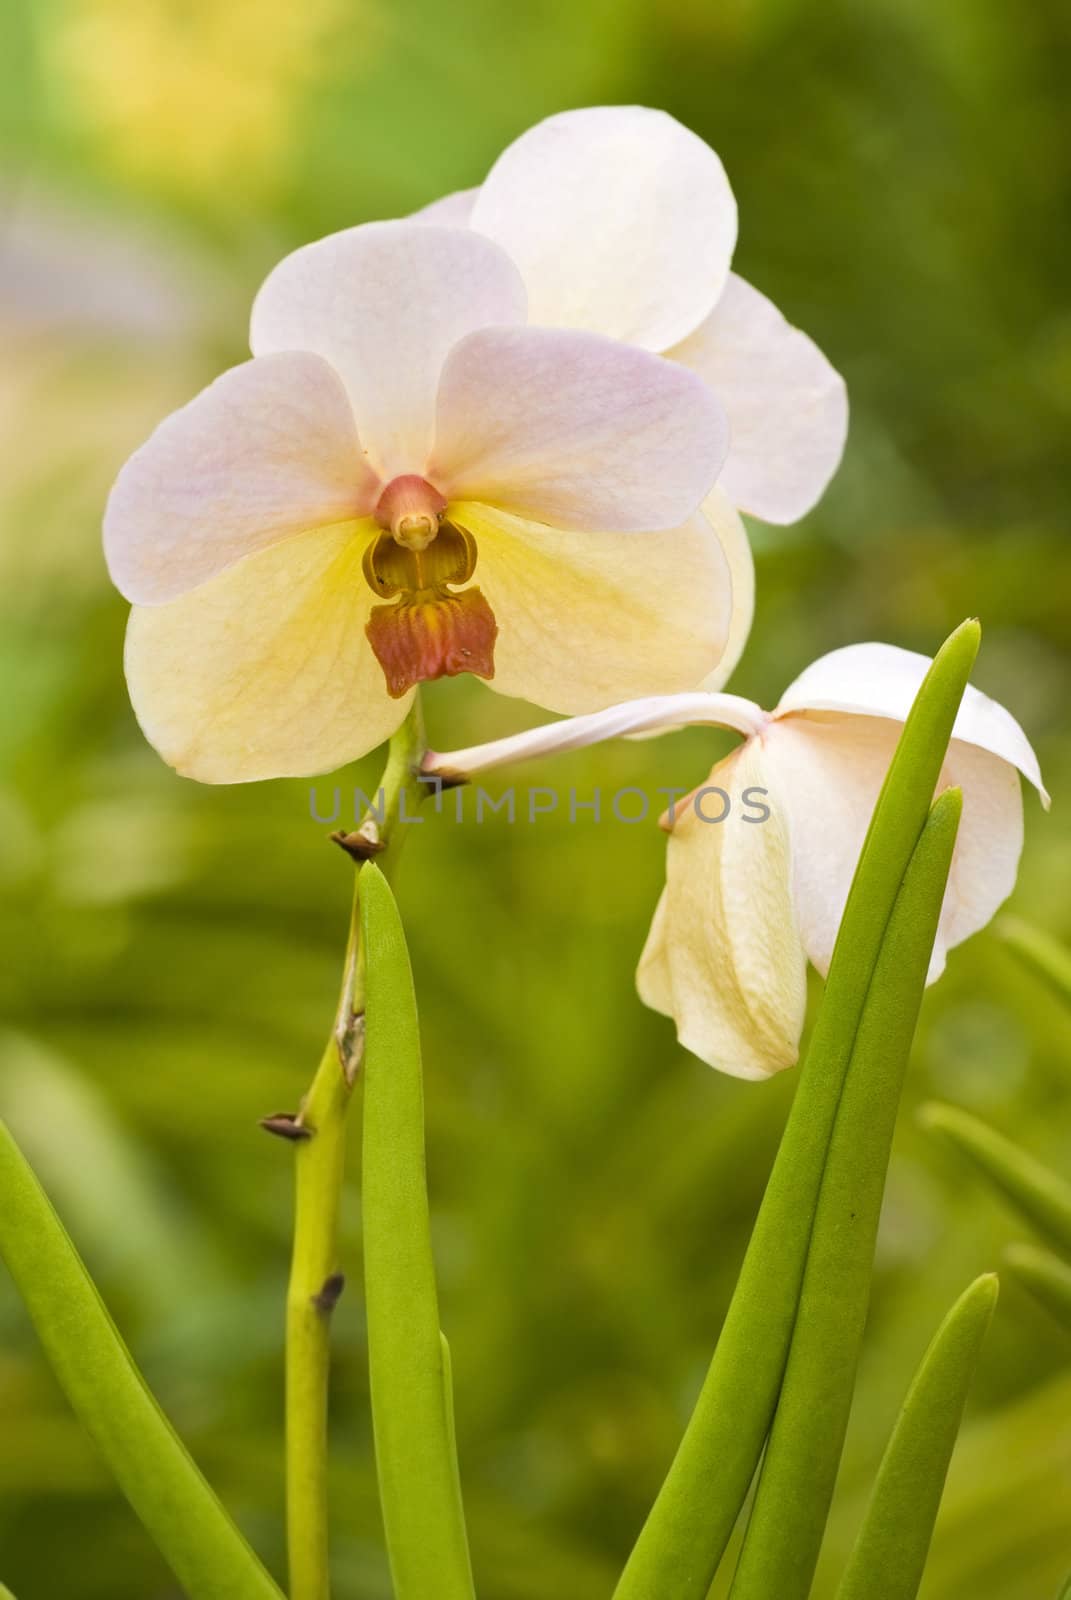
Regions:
[[104, 222, 733, 782], [425, 643, 1048, 1081], [415, 104, 850, 680]]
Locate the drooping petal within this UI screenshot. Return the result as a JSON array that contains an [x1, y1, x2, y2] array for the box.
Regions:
[[412, 187, 478, 226], [635, 886, 676, 1018], [452, 501, 733, 714], [669, 274, 848, 524], [763, 713, 910, 982], [637, 740, 807, 1078], [763, 711, 1026, 983], [250, 221, 527, 481], [775, 642, 1049, 804], [431, 327, 728, 532], [934, 737, 1025, 973], [469, 106, 737, 351], [125, 521, 411, 783], [104, 353, 377, 605]]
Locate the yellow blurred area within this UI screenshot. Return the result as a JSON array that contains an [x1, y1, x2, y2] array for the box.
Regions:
[[47, 0, 360, 193]]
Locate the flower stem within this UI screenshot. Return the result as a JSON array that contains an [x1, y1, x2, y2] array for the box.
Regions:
[[285, 700, 427, 1600]]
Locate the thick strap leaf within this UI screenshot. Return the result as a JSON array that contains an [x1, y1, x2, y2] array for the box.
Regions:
[[0, 1120, 284, 1600], [613, 620, 980, 1600], [360, 863, 475, 1600], [1004, 1243, 1071, 1334], [920, 1102, 1071, 1256], [836, 1274, 998, 1600], [728, 788, 963, 1600], [997, 915, 1071, 1007]]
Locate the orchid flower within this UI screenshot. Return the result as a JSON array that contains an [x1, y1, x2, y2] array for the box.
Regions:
[[425, 642, 1049, 1081], [415, 104, 850, 682], [104, 221, 733, 782]]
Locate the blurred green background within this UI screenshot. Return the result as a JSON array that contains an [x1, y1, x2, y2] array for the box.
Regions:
[[1, 0, 1069, 1595]]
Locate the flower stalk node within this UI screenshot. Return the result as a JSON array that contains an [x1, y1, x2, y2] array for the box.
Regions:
[[259, 1113, 315, 1143], [330, 828, 388, 861], [311, 1273, 345, 1315]]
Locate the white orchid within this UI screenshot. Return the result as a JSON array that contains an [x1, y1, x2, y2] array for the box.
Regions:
[[425, 642, 1049, 1081], [415, 104, 850, 681], [104, 221, 735, 782]]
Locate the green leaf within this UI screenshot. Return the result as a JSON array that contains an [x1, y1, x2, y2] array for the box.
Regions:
[[920, 1102, 1071, 1256], [729, 787, 963, 1600], [1004, 1243, 1071, 1334], [836, 1273, 998, 1600], [613, 619, 980, 1600], [996, 915, 1071, 1007], [0, 1120, 285, 1600], [360, 862, 475, 1600]]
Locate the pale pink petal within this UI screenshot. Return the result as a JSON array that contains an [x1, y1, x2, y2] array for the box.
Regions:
[[763, 712, 1027, 983], [637, 740, 807, 1078], [452, 502, 734, 714], [669, 274, 847, 523], [125, 520, 410, 783], [469, 106, 737, 351], [775, 642, 1049, 803], [105, 353, 376, 605], [935, 738, 1025, 975], [411, 188, 478, 226], [431, 328, 728, 531], [250, 220, 527, 480]]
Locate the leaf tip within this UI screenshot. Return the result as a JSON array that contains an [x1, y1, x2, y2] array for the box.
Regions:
[[933, 617, 982, 681], [969, 1270, 1000, 1313]]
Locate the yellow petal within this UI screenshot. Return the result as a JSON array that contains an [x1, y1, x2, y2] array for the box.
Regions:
[[637, 740, 807, 1078], [696, 487, 754, 691], [451, 501, 733, 714], [125, 520, 412, 783]]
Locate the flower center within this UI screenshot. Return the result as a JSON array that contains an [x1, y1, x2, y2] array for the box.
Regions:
[[364, 476, 497, 698]]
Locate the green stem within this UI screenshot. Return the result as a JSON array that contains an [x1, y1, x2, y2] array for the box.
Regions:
[[285, 700, 428, 1600]]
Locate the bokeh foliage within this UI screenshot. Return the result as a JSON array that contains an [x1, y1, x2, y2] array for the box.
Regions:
[[1, 0, 1069, 1595]]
